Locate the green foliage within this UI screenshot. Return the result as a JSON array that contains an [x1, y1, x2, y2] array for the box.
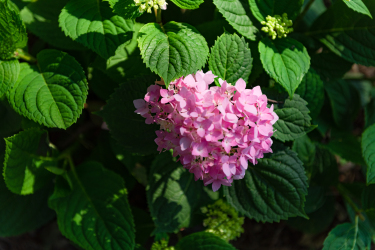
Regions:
[[0, 0, 27, 60], [99, 75, 159, 154], [49, 161, 135, 250], [202, 199, 244, 241], [249, 0, 304, 22], [323, 220, 371, 250], [0, 144, 55, 237], [147, 152, 203, 234], [295, 68, 324, 119], [342, 0, 372, 19], [170, 0, 203, 9], [3, 128, 54, 195], [362, 124, 375, 184], [309, 0, 375, 66], [59, 0, 134, 59], [273, 94, 315, 142], [0, 58, 19, 98], [20, 0, 85, 50], [138, 21, 208, 86], [175, 232, 237, 250], [208, 33, 252, 84], [7, 50, 88, 129], [212, 0, 257, 41], [224, 147, 308, 222], [104, 0, 143, 19], [259, 37, 310, 97]]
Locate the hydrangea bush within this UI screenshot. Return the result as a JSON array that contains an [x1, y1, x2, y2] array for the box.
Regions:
[[0, 0, 375, 249]]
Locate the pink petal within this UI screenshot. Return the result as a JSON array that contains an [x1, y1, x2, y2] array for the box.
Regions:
[[235, 78, 246, 93]]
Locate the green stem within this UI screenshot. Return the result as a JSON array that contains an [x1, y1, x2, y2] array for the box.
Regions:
[[15, 49, 37, 63], [294, 0, 316, 28], [337, 184, 365, 221], [155, 7, 163, 28]]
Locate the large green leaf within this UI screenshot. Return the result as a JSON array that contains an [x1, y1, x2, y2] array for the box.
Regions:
[[323, 221, 371, 250], [292, 135, 315, 176], [311, 51, 353, 81], [104, 0, 143, 19], [362, 124, 375, 184], [224, 147, 308, 223], [7, 50, 88, 129], [295, 68, 324, 119], [342, 0, 372, 19], [249, 0, 304, 22], [138, 21, 208, 86], [0, 58, 19, 97], [170, 0, 204, 9], [49, 161, 135, 250], [208, 33, 252, 84], [0, 0, 27, 60], [147, 152, 203, 234], [92, 22, 151, 84], [273, 95, 315, 142], [99, 75, 158, 154], [20, 0, 85, 50], [309, 0, 375, 66], [0, 146, 55, 236], [324, 80, 360, 130], [259, 37, 310, 97], [59, 0, 134, 59], [175, 232, 237, 250], [212, 0, 257, 40], [3, 128, 54, 195], [0, 99, 22, 138]]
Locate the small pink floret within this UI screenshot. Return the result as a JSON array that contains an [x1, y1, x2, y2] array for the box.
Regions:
[[134, 71, 279, 192]]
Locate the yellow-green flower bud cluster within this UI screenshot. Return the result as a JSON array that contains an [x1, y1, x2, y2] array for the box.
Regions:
[[261, 13, 293, 40], [134, 0, 166, 13]]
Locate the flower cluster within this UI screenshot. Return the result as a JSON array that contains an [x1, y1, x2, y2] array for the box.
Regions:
[[134, 0, 167, 13], [134, 71, 278, 191], [261, 13, 293, 39]]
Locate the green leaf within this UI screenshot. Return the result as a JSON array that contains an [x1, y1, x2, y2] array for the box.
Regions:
[[104, 0, 143, 19], [147, 152, 203, 234], [92, 22, 151, 84], [99, 75, 158, 154], [175, 232, 237, 250], [286, 196, 335, 234], [170, 0, 203, 9], [20, 0, 85, 51], [0, 99, 22, 138], [295, 68, 324, 119], [362, 124, 375, 184], [365, 89, 375, 129], [212, 0, 257, 40], [324, 80, 361, 130], [224, 147, 308, 223], [3, 128, 54, 195], [310, 146, 339, 187], [323, 221, 370, 250], [259, 37, 310, 97], [292, 135, 316, 172], [309, 0, 375, 66], [59, 0, 134, 59], [0, 58, 19, 97], [7, 50, 88, 129], [138, 21, 208, 86], [208, 33, 252, 84], [249, 0, 304, 22], [273, 94, 315, 142], [311, 51, 353, 81], [49, 161, 135, 250], [0, 0, 27, 60], [342, 0, 372, 18]]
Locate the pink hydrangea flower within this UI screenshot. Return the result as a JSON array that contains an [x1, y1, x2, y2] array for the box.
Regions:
[[133, 70, 279, 192]]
